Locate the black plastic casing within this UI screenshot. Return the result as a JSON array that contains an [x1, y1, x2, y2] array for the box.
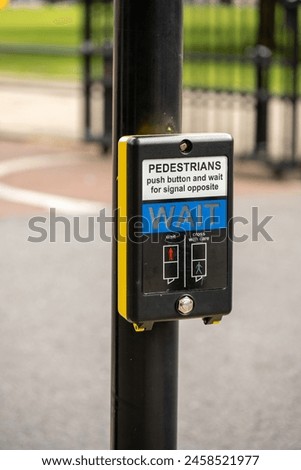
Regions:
[[123, 133, 233, 324]]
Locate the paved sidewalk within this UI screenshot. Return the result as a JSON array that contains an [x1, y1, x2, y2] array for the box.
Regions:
[[0, 76, 301, 449], [0, 136, 300, 449], [0, 78, 84, 140], [0, 138, 111, 216], [1, 77, 301, 163]]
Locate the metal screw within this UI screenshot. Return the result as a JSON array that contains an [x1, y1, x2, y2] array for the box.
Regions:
[[179, 142, 188, 152], [177, 295, 194, 316], [179, 139, 192, 154]]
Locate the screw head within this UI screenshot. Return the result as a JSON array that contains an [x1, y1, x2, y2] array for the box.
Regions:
[[179, 139, 192, 154], [177, 295, 194, 316], [179, 142, 188, 152]]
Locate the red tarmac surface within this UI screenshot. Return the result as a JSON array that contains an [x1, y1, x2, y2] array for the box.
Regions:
[[0, 138, 112, 216]]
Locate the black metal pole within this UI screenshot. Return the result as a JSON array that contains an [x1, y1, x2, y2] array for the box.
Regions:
[[111, 0, 183, 450], [255, 52, 270, 156], [101, 42, 113, 153], [83, 0, 92, 141], [255, 0, 275, 158], [286, 1, 299, 166]]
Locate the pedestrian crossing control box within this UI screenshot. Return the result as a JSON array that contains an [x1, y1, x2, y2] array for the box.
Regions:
[[117, 133, 233, 331]]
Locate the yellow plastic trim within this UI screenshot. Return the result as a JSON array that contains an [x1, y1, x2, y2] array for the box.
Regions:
[[133, 323, 146, 333], [117, 137, 130, 320]]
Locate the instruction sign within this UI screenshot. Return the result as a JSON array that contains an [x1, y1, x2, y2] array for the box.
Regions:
[[143, 156, 227, 200], [141, 157, 229, 293]]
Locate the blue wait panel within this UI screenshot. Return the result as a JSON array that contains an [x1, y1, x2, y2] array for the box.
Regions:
[[141, 198, 227, 234]]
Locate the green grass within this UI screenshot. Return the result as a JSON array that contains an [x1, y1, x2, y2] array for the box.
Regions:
[[184, 60, 256, 93], [183, 4, 301, 95], [0, 3, 300, 94], [0, 4, 82, 79], [0, 52, 82, 79], [183, 4, 257, 92], [0, 5, 81, 45], [184, 4, 258, 56]]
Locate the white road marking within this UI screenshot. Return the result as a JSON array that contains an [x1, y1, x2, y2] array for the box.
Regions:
[[0, 154, 85, 178], [0, 154, 110, 214]]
